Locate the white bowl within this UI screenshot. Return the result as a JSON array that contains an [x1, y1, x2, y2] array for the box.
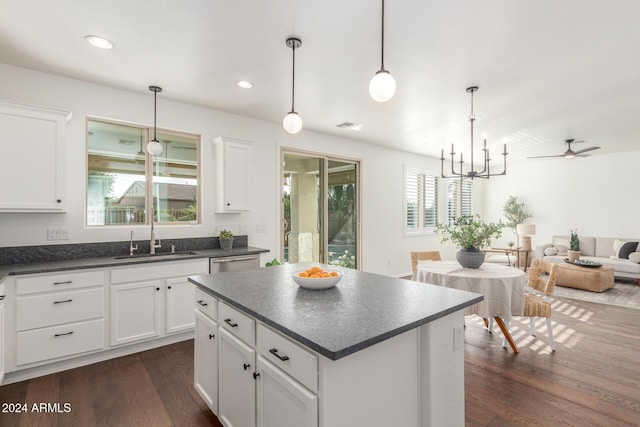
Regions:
[[291, 271, 342, 290]]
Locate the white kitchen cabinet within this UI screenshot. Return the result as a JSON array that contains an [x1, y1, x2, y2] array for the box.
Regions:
[[219, 327, 256, 427], [110, 280, 162, 346], [214, 136, 252, 213], [256, 355, 318, 427], [0, 100, 71, 212], [0, 282, 5, 384], [165, 278, 195, 334], [194, 308, 219, 414]]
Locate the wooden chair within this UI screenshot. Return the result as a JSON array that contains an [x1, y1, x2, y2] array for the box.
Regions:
[[410, 251, 442, 275], [488, 259, 559, 351]]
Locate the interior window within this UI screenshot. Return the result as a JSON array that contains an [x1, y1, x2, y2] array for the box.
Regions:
[[86, 118, 199, 226]]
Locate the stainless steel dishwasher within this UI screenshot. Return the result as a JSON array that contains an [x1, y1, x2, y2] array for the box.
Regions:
[[210, 254, 260, 273]]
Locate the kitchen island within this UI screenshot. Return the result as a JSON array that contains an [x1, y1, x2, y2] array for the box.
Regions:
[[189, 263, 483, 427]]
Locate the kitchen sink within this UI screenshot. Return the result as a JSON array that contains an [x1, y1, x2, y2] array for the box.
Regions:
[[114, 251, 198, 260]]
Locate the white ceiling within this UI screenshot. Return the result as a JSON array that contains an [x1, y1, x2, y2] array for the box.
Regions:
[[2, 0, 639, 163]]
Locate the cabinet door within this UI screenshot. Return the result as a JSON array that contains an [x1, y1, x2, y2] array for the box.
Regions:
[[256, 356, 317, 427], [194, 310, 219, 414], [214, 137, 252, 212], [165, 278, 195, 334], [219, 328, 256, 427], [0, 101, 70, 211], [110, 281, 162, 346]]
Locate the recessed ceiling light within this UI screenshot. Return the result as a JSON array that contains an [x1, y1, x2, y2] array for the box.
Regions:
[[84, 35, 114, 49], [236, 80, 253, 89]]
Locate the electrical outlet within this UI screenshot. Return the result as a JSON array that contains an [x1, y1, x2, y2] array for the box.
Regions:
[[47, 227, 69, 240], [239, 225, 247, 234], [453, 326, 464, 351], [256, 223, 267, 233]]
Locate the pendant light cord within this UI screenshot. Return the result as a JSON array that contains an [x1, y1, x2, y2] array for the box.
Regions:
[[380, 0, 386, 71], [291, 43, 296, 114], [153, 89, 157, 141]]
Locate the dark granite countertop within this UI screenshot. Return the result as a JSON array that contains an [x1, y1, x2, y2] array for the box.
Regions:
[[0, 246, 269, 281], [189, 263, 483, 361]]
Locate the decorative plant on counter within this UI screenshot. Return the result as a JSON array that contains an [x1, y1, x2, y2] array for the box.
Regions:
[[218, 229, 234, 250], [265, 258, 281, 267], [435, 215, 504, 268]]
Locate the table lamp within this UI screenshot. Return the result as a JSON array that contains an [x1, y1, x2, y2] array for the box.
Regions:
[[517, 224, 536, 251]]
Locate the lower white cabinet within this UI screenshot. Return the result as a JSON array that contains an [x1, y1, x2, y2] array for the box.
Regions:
[[219, 328, 256, 427], [110, 281, 162, 346], [194, 309, 219, 413], [256, 355, 318, 427], [0, 293, 5, 384], [165, 278, 196, 334]]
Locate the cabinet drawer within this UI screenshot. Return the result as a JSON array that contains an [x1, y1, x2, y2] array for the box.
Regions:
[[195, 288, 218, 320], [16, 270, 104, 295], [16, 288, 104, 331], [111, 259, 209, 284], [17, 318, 104, 366], [257, 323, 318, 393], [219, 301, 255, 346]]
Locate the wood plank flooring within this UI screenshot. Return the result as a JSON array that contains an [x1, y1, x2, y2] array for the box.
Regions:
[[1, 295, 639, 426]]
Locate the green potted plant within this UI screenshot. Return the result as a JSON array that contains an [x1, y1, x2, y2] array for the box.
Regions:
[[502, 195, 532, 246], [567, 229, 581, 262], [219, 229, 234, 250], [435, 214, 504, 268]]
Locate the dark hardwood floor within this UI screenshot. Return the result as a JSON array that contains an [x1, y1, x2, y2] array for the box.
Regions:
[[1, 295, 639, 426]]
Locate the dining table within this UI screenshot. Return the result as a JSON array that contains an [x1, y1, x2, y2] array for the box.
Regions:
[[412, 260, 526, 353]]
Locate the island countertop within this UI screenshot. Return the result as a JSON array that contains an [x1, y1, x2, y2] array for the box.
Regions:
[[189, 263, 483, 360]]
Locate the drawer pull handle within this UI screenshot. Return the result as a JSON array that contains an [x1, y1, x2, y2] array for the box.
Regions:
[[243, 363, 251, 371], [253, 372, 260, 380], [209, 334, 215, 340], [54, 331, 74, 337], [0, 295, 5, 301], [197, 300, 208, 307], [53, 299, 73, 304], [269, 348, 290, 362], [224, 319, 238, 328], [53, 280, 72, 285]]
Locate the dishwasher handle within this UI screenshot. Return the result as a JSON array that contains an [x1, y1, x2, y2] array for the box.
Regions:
[[211, 256, 258, 263]]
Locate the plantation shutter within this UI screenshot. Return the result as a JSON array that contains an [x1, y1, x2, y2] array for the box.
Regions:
[[404, 166, 438, 234], [447, 179, 473, 224]]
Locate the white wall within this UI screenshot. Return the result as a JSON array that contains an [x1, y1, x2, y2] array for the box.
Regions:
[[0, 63, 457, 276], [483, 151, 640, 248]]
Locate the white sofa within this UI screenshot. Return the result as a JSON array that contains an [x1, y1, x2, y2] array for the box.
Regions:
[[535, 235, 640, 283]]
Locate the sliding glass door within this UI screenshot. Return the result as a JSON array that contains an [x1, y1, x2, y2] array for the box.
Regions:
[[281, 149, 360, 269]]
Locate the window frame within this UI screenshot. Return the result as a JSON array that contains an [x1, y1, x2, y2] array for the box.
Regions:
[[85, 117, 201, 227], [403, 165, 440, 236]]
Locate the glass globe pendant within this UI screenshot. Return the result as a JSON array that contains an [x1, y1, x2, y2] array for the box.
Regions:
[[147, 85, 163, 156], [283, 37, 303, 134]]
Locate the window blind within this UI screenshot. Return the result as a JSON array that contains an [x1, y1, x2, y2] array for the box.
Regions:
[[404, 166, 438, 234], [447, 179, 473, 224]]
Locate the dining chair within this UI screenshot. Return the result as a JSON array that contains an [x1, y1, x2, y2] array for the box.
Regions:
[[489, 258, 559, 351], [410, 251, 442, 275]]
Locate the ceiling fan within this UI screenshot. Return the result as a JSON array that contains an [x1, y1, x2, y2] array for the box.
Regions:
[[527, 138, 601, 159]]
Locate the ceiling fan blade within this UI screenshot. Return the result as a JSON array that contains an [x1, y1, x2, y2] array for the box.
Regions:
[[573, 146, 600, 155], [527, 154, 565, 159]]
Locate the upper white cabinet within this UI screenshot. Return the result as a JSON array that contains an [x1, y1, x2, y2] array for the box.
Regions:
[[0, 100, 71, 212], [214, 136, 252, 213]]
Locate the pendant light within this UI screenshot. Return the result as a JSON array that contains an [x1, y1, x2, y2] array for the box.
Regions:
[[369, 0, 396, 102], [283, 37, 303, 134], [147, 85, 163, 156]]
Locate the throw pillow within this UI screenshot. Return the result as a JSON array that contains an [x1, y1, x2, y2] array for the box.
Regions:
[[629, 252, 640, 263], [553, 237, 570, 255], [619, 241, 639, 259], [612, 239, 627, 258], [544, 247, 558, 256]]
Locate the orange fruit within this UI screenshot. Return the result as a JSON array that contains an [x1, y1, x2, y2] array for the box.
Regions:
[[330, 271, 339, 277], [299, 271, 309, 277], [309, 266, 321, 274]]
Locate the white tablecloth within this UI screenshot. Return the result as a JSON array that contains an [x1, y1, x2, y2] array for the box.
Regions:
[[413, 260, 526, 319]]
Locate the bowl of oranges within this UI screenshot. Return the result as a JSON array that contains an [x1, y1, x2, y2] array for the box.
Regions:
[[292, 266, 342, 290]]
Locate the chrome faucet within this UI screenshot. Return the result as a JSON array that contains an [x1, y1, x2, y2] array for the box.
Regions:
[[129, 230, 138, 256], [150, 220, 162, 254]]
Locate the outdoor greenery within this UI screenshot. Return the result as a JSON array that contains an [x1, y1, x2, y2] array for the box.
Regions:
[[502, 195, 532, 236], [570, 229, 580, 251], [329, 249, 356, 269], [435, 214, 504, 249]]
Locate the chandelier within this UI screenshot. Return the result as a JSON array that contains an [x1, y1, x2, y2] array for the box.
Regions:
[[440, 86, 507, 179]]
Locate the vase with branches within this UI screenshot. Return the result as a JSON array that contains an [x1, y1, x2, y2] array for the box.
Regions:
[[502, 196, 532, 245]]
